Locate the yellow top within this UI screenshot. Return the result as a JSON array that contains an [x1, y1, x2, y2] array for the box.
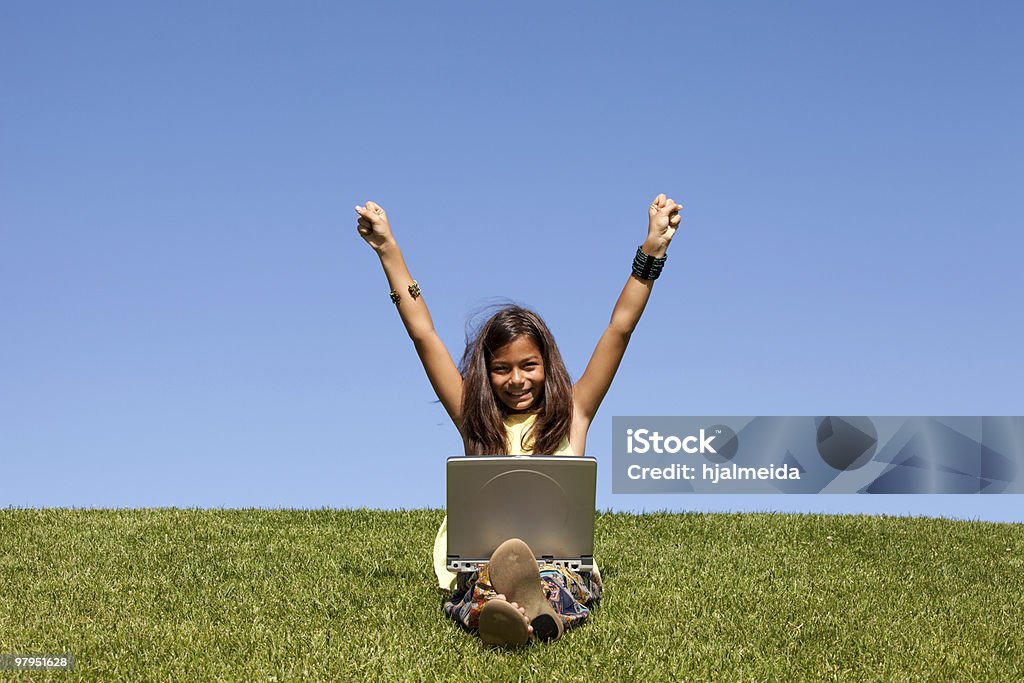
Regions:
[[432, 412, 576, 590]]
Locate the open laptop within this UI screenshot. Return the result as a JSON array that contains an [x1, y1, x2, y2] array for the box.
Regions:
[[446, 455, 597, 573]]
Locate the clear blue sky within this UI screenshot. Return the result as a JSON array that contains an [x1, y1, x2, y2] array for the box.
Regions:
[[3, 2, 1022, 521]]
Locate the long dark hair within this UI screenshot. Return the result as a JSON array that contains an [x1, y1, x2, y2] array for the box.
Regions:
[[459, 305, 573, 455]]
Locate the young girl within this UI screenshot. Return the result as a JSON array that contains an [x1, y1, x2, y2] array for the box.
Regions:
[[355, 193, 682, 646]]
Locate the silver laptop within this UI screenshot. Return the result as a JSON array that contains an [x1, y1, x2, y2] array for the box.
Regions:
[[446, 455, 597, 573]]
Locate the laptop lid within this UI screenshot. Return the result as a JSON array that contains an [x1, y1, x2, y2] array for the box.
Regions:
[[446, 455, 596, 573]]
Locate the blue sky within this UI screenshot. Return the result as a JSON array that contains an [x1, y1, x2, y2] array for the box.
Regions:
[[2, 2, 1022, 522]]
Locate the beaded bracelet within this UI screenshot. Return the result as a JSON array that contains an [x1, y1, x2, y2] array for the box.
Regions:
[[632, 247, 667, 280]]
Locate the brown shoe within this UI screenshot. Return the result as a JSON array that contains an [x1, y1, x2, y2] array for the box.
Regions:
[[478, 599, 530, 648], [487, 538, 564, 642]]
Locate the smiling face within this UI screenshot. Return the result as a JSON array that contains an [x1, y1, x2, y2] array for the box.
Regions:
[[488, 335, 546, 413]]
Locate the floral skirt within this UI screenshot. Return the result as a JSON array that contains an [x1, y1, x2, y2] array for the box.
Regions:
[[443, 562, 602, 631]]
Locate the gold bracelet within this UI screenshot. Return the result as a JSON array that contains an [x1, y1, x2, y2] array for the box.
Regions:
[[389, 280, 421, 305]]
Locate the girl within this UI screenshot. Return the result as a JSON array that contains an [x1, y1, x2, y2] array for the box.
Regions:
[[355, 193, 682, 646]]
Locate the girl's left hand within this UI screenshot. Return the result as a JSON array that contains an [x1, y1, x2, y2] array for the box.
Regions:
[[645, 193, 683, 257]]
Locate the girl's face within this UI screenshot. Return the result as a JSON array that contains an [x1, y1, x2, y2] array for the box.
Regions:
[[489, 335, 546, 413]]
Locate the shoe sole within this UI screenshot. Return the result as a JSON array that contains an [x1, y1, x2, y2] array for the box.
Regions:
[[478, 599, 530, 648], [487, 538, 564, 642]]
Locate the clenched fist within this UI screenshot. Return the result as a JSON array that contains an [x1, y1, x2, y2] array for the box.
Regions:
[[644, 193, 683, 257], [355, 201, 395, 253]]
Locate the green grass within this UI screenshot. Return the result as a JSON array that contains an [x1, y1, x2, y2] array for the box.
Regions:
[[1, 509, 1021, 682]]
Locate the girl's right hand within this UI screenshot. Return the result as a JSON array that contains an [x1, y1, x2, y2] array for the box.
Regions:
[[355, 201, 395, 253]]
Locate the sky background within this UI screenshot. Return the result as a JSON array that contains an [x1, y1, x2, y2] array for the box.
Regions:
[[3, 1, 1022, 522]]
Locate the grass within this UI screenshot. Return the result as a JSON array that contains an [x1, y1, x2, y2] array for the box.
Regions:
[[0, 509, 1021, 682]]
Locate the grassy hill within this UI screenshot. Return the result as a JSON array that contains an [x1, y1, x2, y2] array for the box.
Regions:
[[0, 509, 1021, 681]]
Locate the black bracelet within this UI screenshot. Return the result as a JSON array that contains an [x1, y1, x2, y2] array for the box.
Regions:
[[632, 246, 667, 280]]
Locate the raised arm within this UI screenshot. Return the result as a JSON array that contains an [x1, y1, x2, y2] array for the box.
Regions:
[[573, 193, 682, 421], [355, 201, 464, 427]]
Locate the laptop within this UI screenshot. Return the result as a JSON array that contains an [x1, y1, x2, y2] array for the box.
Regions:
[[446, 455, 597, 573]]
